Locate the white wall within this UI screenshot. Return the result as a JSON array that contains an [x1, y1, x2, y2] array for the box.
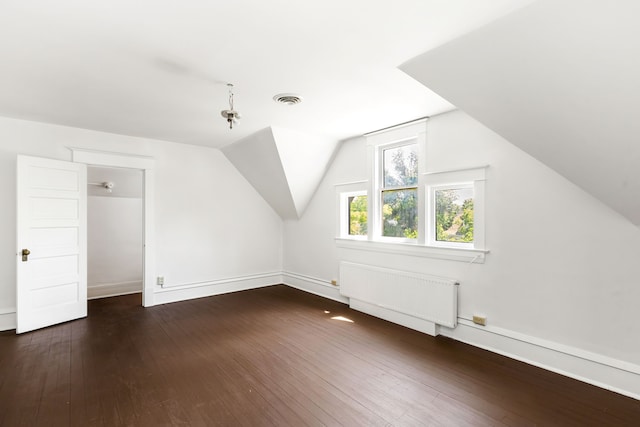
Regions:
[[400, 0, 640, 226], [283, 109, 640, 397], [88, 195, 143, 294], [0, 116, 283, 319], [283, 131, 366, 282], [153, 139, 282, 286]]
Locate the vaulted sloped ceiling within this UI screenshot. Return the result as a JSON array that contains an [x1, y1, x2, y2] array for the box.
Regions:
[[400, 0, 640, 226], [221, 127, 339, 220]]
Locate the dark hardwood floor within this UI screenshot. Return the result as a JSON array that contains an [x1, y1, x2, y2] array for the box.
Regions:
[[0, 285, 638, 426]]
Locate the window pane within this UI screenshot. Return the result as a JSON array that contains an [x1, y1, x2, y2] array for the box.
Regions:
[[348, 195, 367, 236], [382, 189, 417, 238], [435, 188, 474, 243], [383, 143, 418, 187]]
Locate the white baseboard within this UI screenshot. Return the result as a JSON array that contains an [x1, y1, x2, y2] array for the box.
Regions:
[[153, 272, 283, 305], [349, 298, 438, 336], [88, 280, 142, 300], [0, 308, 16, 331], [282, 271, 349, 304], [439, 318, 640, 400]]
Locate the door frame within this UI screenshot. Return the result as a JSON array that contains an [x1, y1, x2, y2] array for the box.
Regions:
[[70, 148, 156, 307]]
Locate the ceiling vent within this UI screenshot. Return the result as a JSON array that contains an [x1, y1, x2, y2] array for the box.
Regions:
[[273, 93, 303, 105]]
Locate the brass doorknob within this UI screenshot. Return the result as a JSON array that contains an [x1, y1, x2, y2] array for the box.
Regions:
[[21, 248, 30, 262]]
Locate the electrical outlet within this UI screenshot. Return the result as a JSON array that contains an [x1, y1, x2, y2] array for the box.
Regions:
[[472, 315, 487, 326], [330, 279, 338, 286], [157, 276, 164, 286]]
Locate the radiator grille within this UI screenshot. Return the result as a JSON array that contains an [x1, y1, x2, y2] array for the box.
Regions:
[[339, 261, 458, 328]]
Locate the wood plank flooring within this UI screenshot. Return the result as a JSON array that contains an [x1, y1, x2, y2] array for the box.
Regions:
[[0, 285, 638, 426]]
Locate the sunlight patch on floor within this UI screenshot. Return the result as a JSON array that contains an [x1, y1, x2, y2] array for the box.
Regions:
[[331, 316, 354, 323]]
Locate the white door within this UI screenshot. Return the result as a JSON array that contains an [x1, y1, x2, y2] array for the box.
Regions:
[[16, 155, 87, 334]]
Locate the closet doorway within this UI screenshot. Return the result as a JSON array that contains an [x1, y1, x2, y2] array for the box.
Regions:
[[71, 146, 156, 308], [87, 166, 143, 300]]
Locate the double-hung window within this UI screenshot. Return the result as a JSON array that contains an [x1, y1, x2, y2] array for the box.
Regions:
[[379, 141, 419, 240], [365, 120, 426, 243]]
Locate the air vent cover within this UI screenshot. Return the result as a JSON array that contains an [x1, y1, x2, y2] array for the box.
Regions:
[[273, 93, 303, 105]]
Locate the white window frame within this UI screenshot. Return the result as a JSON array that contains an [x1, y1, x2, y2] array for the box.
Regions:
[[425, 166, 486, 252], [340, 190, 368, 240], [367, 120, 427, 244], [335, 120, 488, 263], [375, 139, 419, 243], [335, 181, 368, 240]]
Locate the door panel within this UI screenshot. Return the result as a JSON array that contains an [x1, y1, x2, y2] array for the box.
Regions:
[[31, 198, 79, 220], [16, 155, 87, 333]]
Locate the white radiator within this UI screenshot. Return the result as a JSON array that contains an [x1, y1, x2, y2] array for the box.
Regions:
[[339, 261, 458, 328]]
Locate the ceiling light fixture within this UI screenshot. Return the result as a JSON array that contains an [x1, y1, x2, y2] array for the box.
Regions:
[[273, 93, 303, 105], [220, 83, 241, 129]]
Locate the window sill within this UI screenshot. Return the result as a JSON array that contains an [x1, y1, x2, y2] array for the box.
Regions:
[[335, 238, 488, 263]]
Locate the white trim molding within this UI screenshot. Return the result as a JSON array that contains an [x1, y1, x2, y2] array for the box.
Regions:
[[154, 272, 282, 305], [88, 281, 143, 300], [0, 308, 16, 331], [440, 318, 640, 400], [69, 148, 155, 170], [335, 237, 487, 263], [282, 271, 348, 304]]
